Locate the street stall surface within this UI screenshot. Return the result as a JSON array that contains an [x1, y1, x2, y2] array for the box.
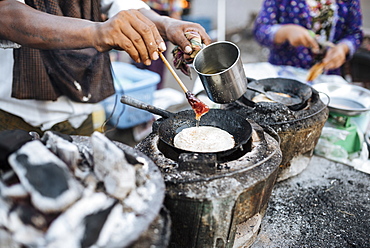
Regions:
[[252, 155, 370, 248]]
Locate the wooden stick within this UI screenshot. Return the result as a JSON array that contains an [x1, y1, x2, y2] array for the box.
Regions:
[[159, 52, 189, 93]]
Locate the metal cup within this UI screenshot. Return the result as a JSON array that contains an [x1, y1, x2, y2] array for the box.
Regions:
[[193, 41, 248, 103]]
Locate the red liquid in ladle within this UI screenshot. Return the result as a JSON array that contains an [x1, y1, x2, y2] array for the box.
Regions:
[[185, 91, 210, 121]]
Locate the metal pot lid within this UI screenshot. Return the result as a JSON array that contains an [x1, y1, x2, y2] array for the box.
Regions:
[[313, 82, 370, 116]]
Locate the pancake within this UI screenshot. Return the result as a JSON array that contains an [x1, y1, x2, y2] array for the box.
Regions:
[[252, 92, 291, 103], [174, 126, 235, 153]]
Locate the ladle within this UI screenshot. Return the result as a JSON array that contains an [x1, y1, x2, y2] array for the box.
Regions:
[[159, 52, 209, 119], [247, 82, 302, 106]]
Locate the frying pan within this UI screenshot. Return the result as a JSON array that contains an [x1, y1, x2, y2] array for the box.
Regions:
[[120, 95, 253, 162], [247, 83, 302, 106], [244, 78, 313, 111]]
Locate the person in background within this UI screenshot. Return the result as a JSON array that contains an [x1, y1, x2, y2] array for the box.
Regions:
[[144, 0, 183, 19], [253, 0, 363, 76], [0, 0, 210, 136], [133, 0, 184, 89]]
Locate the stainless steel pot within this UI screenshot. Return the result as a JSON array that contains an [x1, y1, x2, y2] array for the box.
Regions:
[[193, 41, 248, 104]]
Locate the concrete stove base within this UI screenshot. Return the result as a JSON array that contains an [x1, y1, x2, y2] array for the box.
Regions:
[[233, 212, 263, 248]]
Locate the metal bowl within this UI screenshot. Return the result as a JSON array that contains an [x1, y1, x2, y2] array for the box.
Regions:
[[313, 82, 370, 116]]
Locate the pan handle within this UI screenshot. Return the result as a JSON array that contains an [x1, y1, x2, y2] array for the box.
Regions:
[[120, 95, 174, 119]]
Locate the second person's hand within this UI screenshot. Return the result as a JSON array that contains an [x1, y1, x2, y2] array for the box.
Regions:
[[275, 24, 319, 53], [322, 43, 349, 70]]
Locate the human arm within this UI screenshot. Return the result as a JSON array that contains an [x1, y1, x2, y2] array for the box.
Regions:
[[0, 0, 165, 65], [274, 24, 319, 52], [322, 0, 363, 70], [100, 6, 211, 66], [254, 0, 318, 51], [100, 0, 210, 64], [321, 42, 349, 70], [138, 8, 211, 54], [253, 0, 281, 48], [0, 0, 101, 49], [0, 0, 210, 66], [97, 3, 211, 65]]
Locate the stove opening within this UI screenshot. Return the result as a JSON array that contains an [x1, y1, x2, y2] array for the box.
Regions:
[[157, 137, 252, 165]]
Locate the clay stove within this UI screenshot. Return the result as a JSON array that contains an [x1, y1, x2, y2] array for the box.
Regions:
[[136, 119, 282, 248], [225, 78, 329, 181]]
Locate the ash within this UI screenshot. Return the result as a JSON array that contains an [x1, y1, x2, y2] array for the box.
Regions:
[[247, 102, 296, 124], [0, 132, 165, 248], [251, 156, 370, 247], [225, 89, 328, 132]]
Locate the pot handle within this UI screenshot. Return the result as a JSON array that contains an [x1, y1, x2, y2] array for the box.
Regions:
[[120, 95, 174, 119]]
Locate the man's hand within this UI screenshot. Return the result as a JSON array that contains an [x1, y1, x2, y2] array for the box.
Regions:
[[162, 18, 211, 54], [94, 9, 166, 66], [139, 8, 211, 55]]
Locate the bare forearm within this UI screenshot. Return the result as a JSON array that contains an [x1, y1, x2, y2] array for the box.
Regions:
[[138, 8, 211, 51], [138, 8, 169, 39], [0, 0, 97, 49]]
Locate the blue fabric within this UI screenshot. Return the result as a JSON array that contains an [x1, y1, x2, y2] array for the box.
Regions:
[[253, 0, 363, 75]]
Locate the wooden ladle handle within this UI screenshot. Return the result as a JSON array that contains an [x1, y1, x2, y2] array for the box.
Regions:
[[159, 52, 189, 93]]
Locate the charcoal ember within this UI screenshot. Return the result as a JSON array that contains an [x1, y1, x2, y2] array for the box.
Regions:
[[0, 133, 164, 248], [42, 131, 82, 176], [6, 200, 60, 247], [29, 131, 41, 140], [123, 150, 149, 188], [251, 102, 296, 123], [0, 179, 28, 199], [45, 192, 118, 248], [76, 144, 94, 180], [11, 201, 53, 231], [124, 150, 146, 167], [6, 205, 46, 247], [91, 132, 136, 200], [0, 129, 33, 171], [95, 201, 140, 247], [134, 159, 149, 188], [8, 140, 83, 213], [0, 194, 11, 227], [123, 189, 150, 215], [0, 170, 28, 199], [0, 229, 19, 248]]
